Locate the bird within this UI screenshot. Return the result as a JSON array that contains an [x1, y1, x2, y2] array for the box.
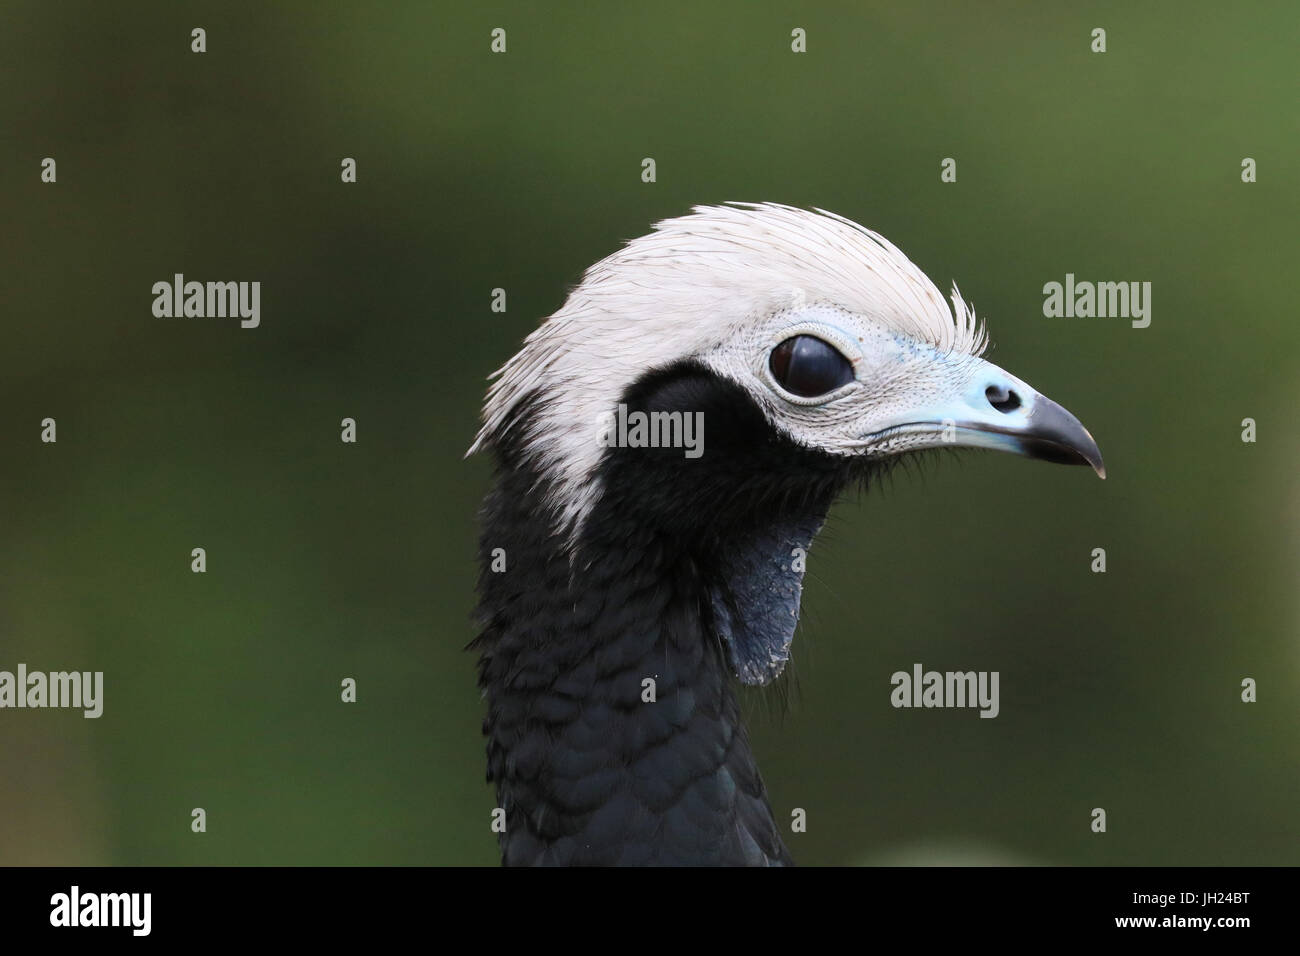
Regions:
[[468, 202, 1104, 866]]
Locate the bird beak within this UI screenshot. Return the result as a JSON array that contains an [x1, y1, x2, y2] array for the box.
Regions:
[[962, 387, 1107, 478], [864, 358, 1106, 478]]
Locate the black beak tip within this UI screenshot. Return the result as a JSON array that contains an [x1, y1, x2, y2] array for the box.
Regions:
[[1019, 397, 1105, 479], [1018, 437, 1104, 477]]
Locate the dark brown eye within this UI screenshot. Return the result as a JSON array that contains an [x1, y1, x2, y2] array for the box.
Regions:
[[769, 335, 854, 398]]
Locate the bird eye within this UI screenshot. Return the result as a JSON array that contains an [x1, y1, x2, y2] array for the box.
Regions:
[[768, 335, 855, 398]]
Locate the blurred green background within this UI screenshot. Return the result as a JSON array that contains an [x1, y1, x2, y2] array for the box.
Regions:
[[2, 1, 1296, 866]]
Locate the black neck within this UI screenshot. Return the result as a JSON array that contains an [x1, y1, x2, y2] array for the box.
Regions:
[[474, 459, 793, 865]]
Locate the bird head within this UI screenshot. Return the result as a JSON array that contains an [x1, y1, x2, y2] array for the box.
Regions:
[[471, 202, 1103, 684]]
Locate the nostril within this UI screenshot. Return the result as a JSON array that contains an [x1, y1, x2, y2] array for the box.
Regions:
[[986, 384, 1022, 413]]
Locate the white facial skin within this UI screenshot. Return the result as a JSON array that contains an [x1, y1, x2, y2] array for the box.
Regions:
[[701, 302, 1092, 466]]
